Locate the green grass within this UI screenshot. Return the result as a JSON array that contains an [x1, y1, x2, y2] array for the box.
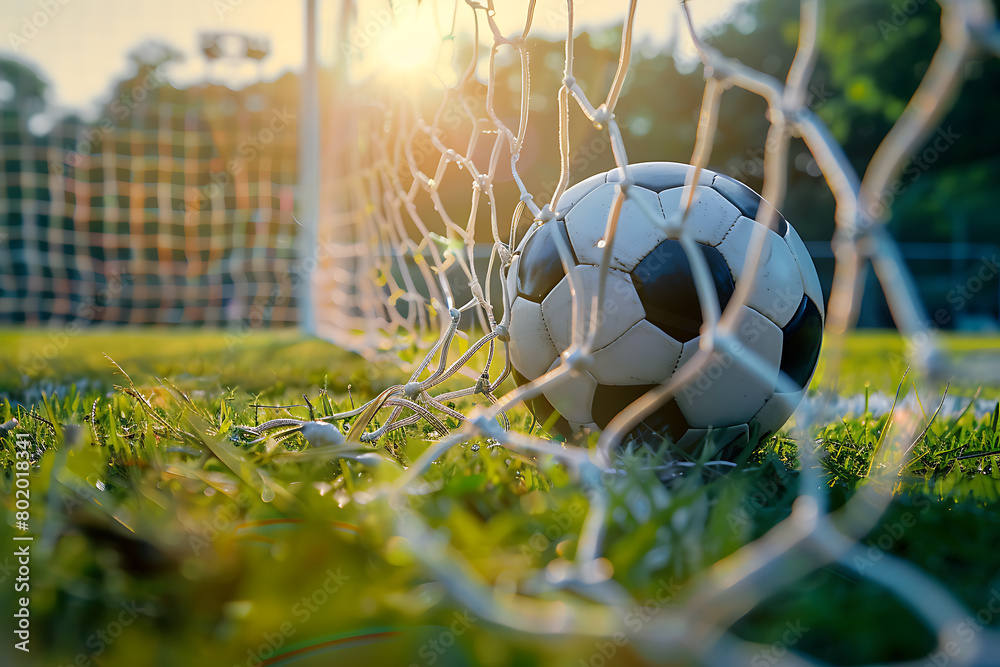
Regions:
[[1, 328, 1000, 666]]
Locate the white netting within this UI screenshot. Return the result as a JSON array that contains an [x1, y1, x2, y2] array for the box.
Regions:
[[292, 0, 1000, 663]]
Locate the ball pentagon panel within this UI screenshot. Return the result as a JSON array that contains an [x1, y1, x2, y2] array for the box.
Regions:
[[631, 239, 734, 343], [516, 220, 575, 302], [779, 295, 824, 390], [590, 383, 690, 443], [606, 161, 713, 191]]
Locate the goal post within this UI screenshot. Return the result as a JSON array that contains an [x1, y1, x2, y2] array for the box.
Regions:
[[297, 0, 322, 335]]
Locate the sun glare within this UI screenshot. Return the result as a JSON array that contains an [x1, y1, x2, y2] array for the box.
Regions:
[[358, 3, 451, 84]]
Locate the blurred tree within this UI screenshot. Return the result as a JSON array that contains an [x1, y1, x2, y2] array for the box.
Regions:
[[0, 57, 48, 130], [107, 40, 184, 105], [702, 0, 1000, 246]]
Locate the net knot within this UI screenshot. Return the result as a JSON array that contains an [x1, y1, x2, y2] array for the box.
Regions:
[[494, 324, 509, 342], [536, 204, 554, 223], [562, 75, 576, 88], [783, 105, 808, 125], [474, 371, 491, 395], [497, 243, 512, 265], [403, 382, 423, 398], [449, 307, 462, 321], [562, 348, 593, 373], [592, 105, 613, 128]]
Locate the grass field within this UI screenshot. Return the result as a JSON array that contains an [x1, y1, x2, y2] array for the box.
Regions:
[[2, 328, 1000, 666]]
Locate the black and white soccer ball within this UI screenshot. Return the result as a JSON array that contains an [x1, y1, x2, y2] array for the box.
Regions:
[[506, 162, 824, 457]]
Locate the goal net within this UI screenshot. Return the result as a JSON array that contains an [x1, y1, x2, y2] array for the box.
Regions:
[[303, 0, 1000, 663], [0, 70, 301, 327]]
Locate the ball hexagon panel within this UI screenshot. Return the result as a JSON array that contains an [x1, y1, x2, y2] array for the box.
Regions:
[[674, 305, 783, 427], [508, 296, 559, 379], [717, 216, 804, 328], [710, 173, 788, 237], [516, 220, 575, 303], [588, 319, 683, 385], [658, 185, 743, 247], [783, 223, 825, 318], [511, 367, 573, 439], [554, 172, 608, 218], [564, 184, 667, 272], [541, 265, 645, 352], [631, 239, 734, 343], [606, 161, 713, 192], [779, 295, 824, 390], [753, 390, 805, 440], [542, 357, 599, 425]]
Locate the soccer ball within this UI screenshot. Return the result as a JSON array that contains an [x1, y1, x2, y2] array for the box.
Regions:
[[505, 162, 824, 456]]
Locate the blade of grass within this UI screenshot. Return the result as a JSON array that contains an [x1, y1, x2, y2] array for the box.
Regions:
[[866, 367, 908, 477]]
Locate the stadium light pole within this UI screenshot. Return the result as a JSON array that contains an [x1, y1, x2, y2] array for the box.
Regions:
[[297, 0, 320, 334]]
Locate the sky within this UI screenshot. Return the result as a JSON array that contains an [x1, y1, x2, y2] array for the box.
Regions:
[[0, 0, 746, 118]]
